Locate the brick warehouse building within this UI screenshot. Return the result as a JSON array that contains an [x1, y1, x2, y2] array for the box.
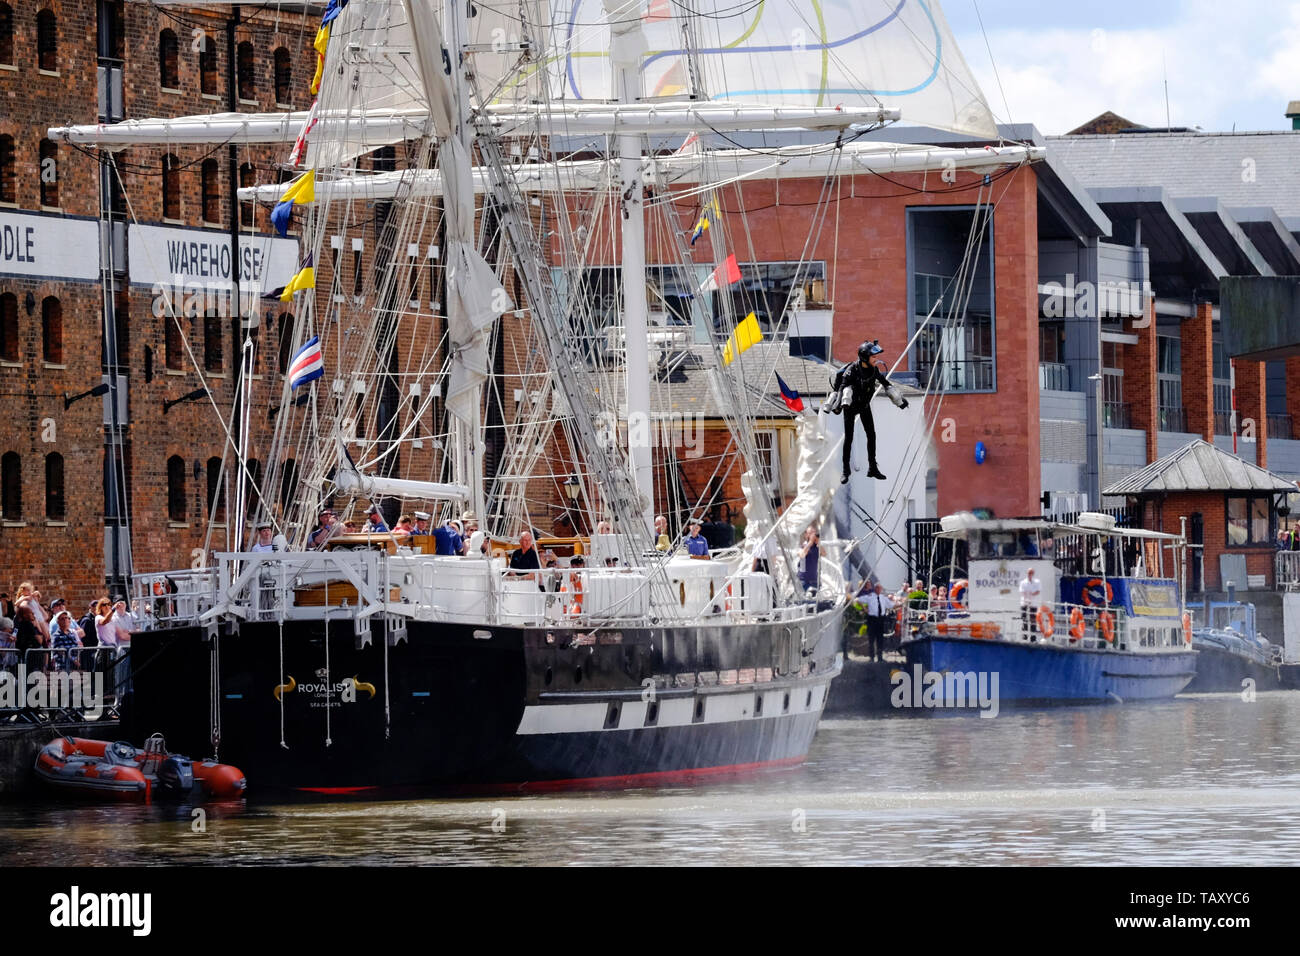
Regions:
[[0, 1, 322, 599]]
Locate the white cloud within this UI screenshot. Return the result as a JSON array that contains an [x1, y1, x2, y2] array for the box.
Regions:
[[958, 0, 1300, 134]]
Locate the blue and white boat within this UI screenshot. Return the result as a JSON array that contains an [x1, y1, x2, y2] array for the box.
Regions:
[[902, 512, 1197, 706]]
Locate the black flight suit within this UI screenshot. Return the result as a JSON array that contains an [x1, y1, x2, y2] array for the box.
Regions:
[[833, 359, 906, 478]]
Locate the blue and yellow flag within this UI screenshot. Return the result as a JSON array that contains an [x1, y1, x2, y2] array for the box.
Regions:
[[270, 170, 316, 237], [690, 197, 719, 246]]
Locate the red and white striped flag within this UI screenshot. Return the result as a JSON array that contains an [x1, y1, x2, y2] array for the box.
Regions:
[[698, 254, 742, 294], [288, 99, 319, 167]]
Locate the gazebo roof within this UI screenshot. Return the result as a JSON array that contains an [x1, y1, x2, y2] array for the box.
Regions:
[[1103, 439, 1298, 496]]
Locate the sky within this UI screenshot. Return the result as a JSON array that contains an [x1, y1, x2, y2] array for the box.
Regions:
[[942, 0, 1300, 134]]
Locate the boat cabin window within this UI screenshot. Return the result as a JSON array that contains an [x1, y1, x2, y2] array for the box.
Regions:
[[969, 530, 1052, 560]]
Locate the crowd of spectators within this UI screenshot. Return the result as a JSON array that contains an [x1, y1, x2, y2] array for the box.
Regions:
[[0, 583, 136, 690]]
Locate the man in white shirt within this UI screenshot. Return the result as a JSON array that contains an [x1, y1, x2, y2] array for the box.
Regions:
[[863, 582, 894, 661], [1019, 568, 1042, 639]]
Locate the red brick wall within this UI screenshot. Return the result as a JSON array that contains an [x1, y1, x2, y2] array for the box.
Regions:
[[1152, 490, 1276, 590], [1123, 299, 1158, 462], [1181, 304, 1214, 441], [1233, 359, 1268, 467], [1285, 357, 1300, 438]]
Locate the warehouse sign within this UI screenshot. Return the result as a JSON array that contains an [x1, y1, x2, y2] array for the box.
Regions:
[[0, 211, 100, 281], [127, 224, 299, 294]]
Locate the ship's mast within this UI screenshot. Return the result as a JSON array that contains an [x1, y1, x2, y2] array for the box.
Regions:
[[606, 0, 654, 535], [448, 0, 489, 526]]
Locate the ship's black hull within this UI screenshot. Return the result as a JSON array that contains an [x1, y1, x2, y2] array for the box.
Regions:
[[1183, 643, 1284, 693], [124, 609, 842, 794]]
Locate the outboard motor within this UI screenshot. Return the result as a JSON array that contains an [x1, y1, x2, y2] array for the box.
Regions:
[[156, 755, 195, 796]]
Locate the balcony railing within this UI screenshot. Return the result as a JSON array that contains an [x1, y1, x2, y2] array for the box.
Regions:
[[1214, 411, 1235, 436], [1157, 405, 1187, 433], [1269, 413, 1294, 440], [1038, 362, 1070, 391], [1103, 401, 1131, 429], [913, 357, 995, 393]]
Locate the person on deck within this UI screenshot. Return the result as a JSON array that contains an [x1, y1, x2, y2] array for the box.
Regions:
[[654, 515, 671, 551], [830, 340, 909, 483], [362, 505, 389, 533], [799, 527, 821, 594], [411, 511, 431, 536], [309, 509, 339, 548], [1019, 567, 1042, 640], [251, 524, 276, 552], [685, 518, 710, 558]]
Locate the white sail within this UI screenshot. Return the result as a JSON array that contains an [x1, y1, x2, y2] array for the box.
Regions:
[[534, 0, 997, 137]]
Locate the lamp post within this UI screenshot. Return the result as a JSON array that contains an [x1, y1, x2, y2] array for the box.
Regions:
[[563, 475, 582, 535], [163, 387, 208, 414], [63, 382, 111, 410]]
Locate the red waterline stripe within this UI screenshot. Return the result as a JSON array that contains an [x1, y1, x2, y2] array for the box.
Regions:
[[292, 756, 806, 797]]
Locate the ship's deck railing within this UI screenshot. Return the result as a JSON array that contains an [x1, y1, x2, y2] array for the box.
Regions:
[[133, 550, 828, 630], [132, 568, 220, 626], [906, 600, 1187, 653], [1276, 551, 1300, 592]]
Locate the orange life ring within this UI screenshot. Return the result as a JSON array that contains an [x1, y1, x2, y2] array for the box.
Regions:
[[1081, 578, 1114, 607], [1068, 606, 1086, 641], [1035, 605, 1055, 638], [1097, 610, 1115, 643], [1182, 612, 1192, 645], [949, 579, 968, 610]]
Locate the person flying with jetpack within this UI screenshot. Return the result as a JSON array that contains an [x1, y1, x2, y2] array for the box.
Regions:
[[829, 340, 909, 483]]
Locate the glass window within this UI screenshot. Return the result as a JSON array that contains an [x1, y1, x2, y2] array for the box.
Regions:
[[167, 455, 186, 522], [908, 207, 995, 393], [162, 154, 181, 220], [0, 292, 17, 362], [273, 47, 292, 104], [0, 4, 12, 66], [159, 29, 179, 88], [1, 450, 19, 519], [199, 35, 217, 95], [201, 159, 220, 223], [38, 139, 58, 207], [1227, 495, 1272, 547], [36, 9, 56, 72], [237, 41, 255, 100], [0, 134, 15, 204], [44, 452, 63, 520], [41, 296, 61, 364]]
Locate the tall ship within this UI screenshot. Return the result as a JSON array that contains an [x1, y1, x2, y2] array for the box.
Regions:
[[49, 0, 1041, 793], [903, 511, 1198, 705]]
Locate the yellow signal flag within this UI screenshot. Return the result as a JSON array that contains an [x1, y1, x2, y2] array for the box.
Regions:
[[279, 266, 316, 302], [279, 169, 316, 206], [721, 312, 763, 365], [310, 25, 330, 95]]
